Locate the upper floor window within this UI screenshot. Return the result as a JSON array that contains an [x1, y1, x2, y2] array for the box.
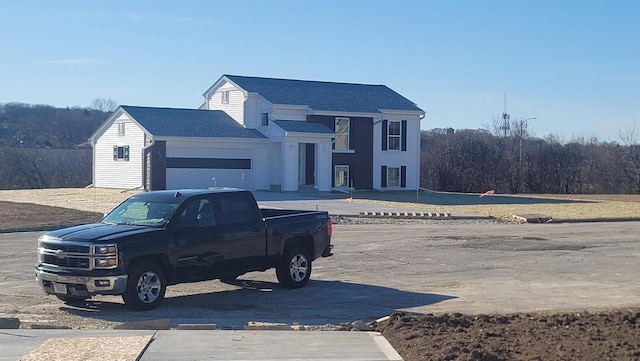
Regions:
[[382, 119, 407, 152], [221, 90, 230, 104], [117, 122, 125, 136], [334, 117, 350, 150], [261, 112, 269, 126], [388, 121, 401, 150], [113, 145, 130, 161]]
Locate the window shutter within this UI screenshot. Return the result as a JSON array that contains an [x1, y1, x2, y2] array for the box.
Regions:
[[381, 166, 387, 188], [113, 146, 118, 161], [349, 121, 355, 150], [124, 145, 130, 161], [401, 120, 407, 151], [401, 166, 407, 188], [381, 120, 388, 151]]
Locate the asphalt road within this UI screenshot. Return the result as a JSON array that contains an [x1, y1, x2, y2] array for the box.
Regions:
[[1, 221, 639, 329]]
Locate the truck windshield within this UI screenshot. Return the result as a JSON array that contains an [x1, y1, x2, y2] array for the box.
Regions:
[[101, 199, 180, 227]]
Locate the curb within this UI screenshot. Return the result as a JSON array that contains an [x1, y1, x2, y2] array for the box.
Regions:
[[359, 211, 452, 219]]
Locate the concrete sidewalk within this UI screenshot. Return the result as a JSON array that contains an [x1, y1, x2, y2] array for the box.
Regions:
[[2, 329, 403, 361]]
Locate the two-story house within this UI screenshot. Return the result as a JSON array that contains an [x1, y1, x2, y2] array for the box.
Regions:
[[90, 75, 424, 192]]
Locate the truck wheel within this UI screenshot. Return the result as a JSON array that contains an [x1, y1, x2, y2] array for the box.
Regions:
[[56, 295, 88, 304], [122, 261, 166, 311], [276, 246, 312, 289]]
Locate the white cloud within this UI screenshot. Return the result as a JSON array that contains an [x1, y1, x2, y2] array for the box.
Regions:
[[39, 58, 101, 65]]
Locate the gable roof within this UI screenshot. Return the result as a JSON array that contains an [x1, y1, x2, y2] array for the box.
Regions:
[[222, 75, 424, 114], [272, 120, 334, 134], [120, 106, 266, 139]]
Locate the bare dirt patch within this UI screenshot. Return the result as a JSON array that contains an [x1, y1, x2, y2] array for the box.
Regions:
[[0, 201, 102, 231], [375, 310, 640, 361]]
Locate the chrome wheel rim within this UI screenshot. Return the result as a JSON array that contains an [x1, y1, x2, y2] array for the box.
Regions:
[[289, 254, 308, 282], [136, 271, 161, 303]]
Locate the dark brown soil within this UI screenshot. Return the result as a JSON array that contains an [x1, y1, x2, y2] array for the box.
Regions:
[[0, 201, 102, 231], [375, 310, 640, 361], [3, 200, 640, 360]]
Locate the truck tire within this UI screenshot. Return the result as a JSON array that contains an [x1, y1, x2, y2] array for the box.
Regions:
[[276, 246, 312, 289], [122, 261, 166, 311]]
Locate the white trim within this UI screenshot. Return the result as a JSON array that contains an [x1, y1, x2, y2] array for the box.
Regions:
[[154, 136, 269, 144], [312, 110, 382, 118], [272, 104, 313, 112], [280, 132, 334, 139], [378, 109, 425, 116]]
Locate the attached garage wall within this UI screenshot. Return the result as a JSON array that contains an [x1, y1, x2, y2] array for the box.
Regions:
[[164, 139, 269, 191]]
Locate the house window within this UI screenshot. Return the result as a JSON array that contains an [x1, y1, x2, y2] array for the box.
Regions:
[[261, 112, 269, 126], [388, 121, 401, 150], [117, 122, 125, 136], [113, 145, 130, 161], [334, 117, 349, 150], [387, 167, 400, 187], [221, 90, 230, 104], [334, 165, 349, 187], [381, 165, 406, 188], [382, 120, 407, 151]]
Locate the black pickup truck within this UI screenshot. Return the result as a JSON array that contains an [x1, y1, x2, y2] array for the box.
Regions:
[[35, 188, 333, 310]]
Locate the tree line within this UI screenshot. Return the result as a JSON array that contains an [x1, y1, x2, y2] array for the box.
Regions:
[[0, 102, 110, 189], [1, 102, 638, 193], [420, 124, 640, 194]]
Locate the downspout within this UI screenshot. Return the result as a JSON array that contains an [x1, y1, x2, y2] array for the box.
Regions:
[[417, 113, 426, 191]]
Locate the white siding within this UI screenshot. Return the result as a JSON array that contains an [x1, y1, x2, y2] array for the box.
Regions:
[[271, 106, 308, 121], [93, 114, 145, 189], [373, 114, 422, 190], [269, 142, 283, 190], [206, 80, 245, 126], [243, 93, 259, 129]]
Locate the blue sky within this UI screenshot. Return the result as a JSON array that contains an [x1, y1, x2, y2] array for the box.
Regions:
[[1, 1, 638, 141]]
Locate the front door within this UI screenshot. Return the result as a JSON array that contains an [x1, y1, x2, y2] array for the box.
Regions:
[[305, 143, 315, 186]]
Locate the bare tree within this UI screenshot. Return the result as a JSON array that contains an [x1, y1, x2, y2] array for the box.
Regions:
[[89, 98, 118, 112], [616, 123, 640, 193]]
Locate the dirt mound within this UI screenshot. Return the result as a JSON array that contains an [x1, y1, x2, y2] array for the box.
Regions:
[[375, 310, 640, 361]]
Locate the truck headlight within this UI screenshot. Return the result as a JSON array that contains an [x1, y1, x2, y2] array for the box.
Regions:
[[94, 257, 118, 268], [95, 245, 117, 254]]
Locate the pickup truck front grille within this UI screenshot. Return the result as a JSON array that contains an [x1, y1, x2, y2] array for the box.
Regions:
[[39, 242, 90, 254], [37, 239, 118, 271], [41, 254, 91, 268]]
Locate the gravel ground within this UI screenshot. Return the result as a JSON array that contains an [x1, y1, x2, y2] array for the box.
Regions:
[[2, 188, 640, 361]]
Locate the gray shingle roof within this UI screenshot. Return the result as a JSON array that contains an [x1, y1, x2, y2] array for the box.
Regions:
[[224, 75, 423, 114], [121, 106, 266, 139], [273, 120, 334, 134]]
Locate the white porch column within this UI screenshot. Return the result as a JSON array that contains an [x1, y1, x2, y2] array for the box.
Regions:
[[282, 139, 299, 191], [316, 141, 332, 191]]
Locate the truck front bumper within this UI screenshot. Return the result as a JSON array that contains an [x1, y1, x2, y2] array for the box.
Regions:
[[36, 269, 128, 297]]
